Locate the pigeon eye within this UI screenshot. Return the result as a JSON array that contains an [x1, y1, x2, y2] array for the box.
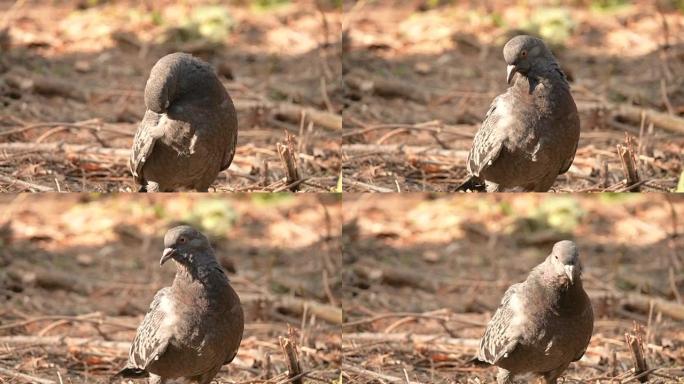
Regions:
[[179, 237, 186, 244], [521, 50, 527, 57]]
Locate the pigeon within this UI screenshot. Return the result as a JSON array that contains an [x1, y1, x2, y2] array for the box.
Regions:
[[474, 240, 593, 384], [130, 53, 238, 192], [117, 225, 244, 384], [457, 35, 580, 192]]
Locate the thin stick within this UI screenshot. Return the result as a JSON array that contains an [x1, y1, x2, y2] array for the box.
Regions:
[[0, 367, 55, 384], [343, 143, 469, 159], [276, 130, 302, 192], [279, 326, 303, 384], [617, 135, 640, 191], [624, 322, 649, 383], [0, 313, 134, 331], [342, 363, 424, 384], [343, 179, 394, 193], [0, 142, 130, 157], [0, 335, 130, 352], [0, 174, 54, 192]]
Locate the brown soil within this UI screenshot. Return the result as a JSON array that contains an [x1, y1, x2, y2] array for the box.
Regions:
[[0, 194, 342, 383], [342, 1, 684, 192], [0, 1, 342, 192], [342, 193, 684, 383]]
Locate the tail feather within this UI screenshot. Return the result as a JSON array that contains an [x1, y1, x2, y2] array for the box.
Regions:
[[468, 356, 491, 367], [454, 176, 486, 192], [114, 367, 149, 378]]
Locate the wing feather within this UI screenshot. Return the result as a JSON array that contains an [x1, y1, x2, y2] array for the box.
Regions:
[[127, 287, 172, 370], [467, 95, 505, 176], [477, 283, 522, 364], [130, 110, 165, 184]]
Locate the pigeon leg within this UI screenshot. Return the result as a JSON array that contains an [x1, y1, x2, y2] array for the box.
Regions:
[[146, 181, 160, 192], [189, 365, 221, 384], [531, 172, 558, 192], [496, 368, 514, 384], [148, 373, 166, 384], [541, 362, 569, 384], [485, 181, 501, 192]]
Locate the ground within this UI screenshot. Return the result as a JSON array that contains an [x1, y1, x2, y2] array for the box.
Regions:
[[0, 194, 342, 383], [0, 1, 341, 192], [342, 194, 684, 383], [342, 1, 684, 192]]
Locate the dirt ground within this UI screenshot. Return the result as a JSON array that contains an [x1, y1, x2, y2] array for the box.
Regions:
[[342, 1, 684, 192], [342, 194, 684, 383], [0, 194, 342, 383], [0, 0, 341, 192]]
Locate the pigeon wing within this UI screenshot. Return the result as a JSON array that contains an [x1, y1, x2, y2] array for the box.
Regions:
[[467, 95, 505, 177], [220, 102, 239, 172], [127, 287, 172, 370], [220, 126, 237, 172], [130, 110, 165, 184], [477, 283, 523, 364], [558, 129, 578, 175]]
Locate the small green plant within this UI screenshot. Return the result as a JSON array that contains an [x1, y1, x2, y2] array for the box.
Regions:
[[590, 0, 631, 12], [251, 193, 294, 206], [168, 5, 234, 43], [252, 0, 290, 11], [522, 7, 574, 45], [182, 199, 237, 237]]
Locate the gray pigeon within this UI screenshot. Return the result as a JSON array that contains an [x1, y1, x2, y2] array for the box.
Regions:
[[130, 53, 238, 192], [474, 240, 593, 383], [457, 35, 580, 192], [117, 225, 244, 384]]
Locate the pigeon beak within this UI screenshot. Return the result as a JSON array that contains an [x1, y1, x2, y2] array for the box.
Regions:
[[160, 247, 176, 266], [564, 265, 575, 283], [506, 65, 518, 85]]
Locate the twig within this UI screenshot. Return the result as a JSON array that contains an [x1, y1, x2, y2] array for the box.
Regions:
[[0, 313, 134, 331], [576, 100, 684, 134], [0, 120, 132, 138], [343, 143, 468, 159], [345, 74, 431, 104], [342, 363, 425, 384], [587, 289, 684, 320], [0, 335, 129, 352], [272, 177, 310, 193], [276, 131, 302, 192], [240, 293, 342, 325], [343, 332, 480, 348], [343, 179, 394, 193], [279, 326, 303, 384], [0, 142, 130, 157], [235, 99, 341, 131], [0, 174, 54, 192], [624, 322, 649, 383], [617, 135, 640, 191], [0, 367, 55, 384]]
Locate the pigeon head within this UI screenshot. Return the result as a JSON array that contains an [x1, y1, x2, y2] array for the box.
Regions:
[[144, 53, 183, 113], [503, 35, 556, 85], [548, 240, 581, 284], [144, 52, 220, 114], [160, 225, 213, 267]]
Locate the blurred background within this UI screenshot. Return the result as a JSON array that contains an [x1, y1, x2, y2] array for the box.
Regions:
[[342, 193, 684, 382], [0, 0, 342, 192], [0, 193, 342, 382], [342, 0, 684, 192]]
